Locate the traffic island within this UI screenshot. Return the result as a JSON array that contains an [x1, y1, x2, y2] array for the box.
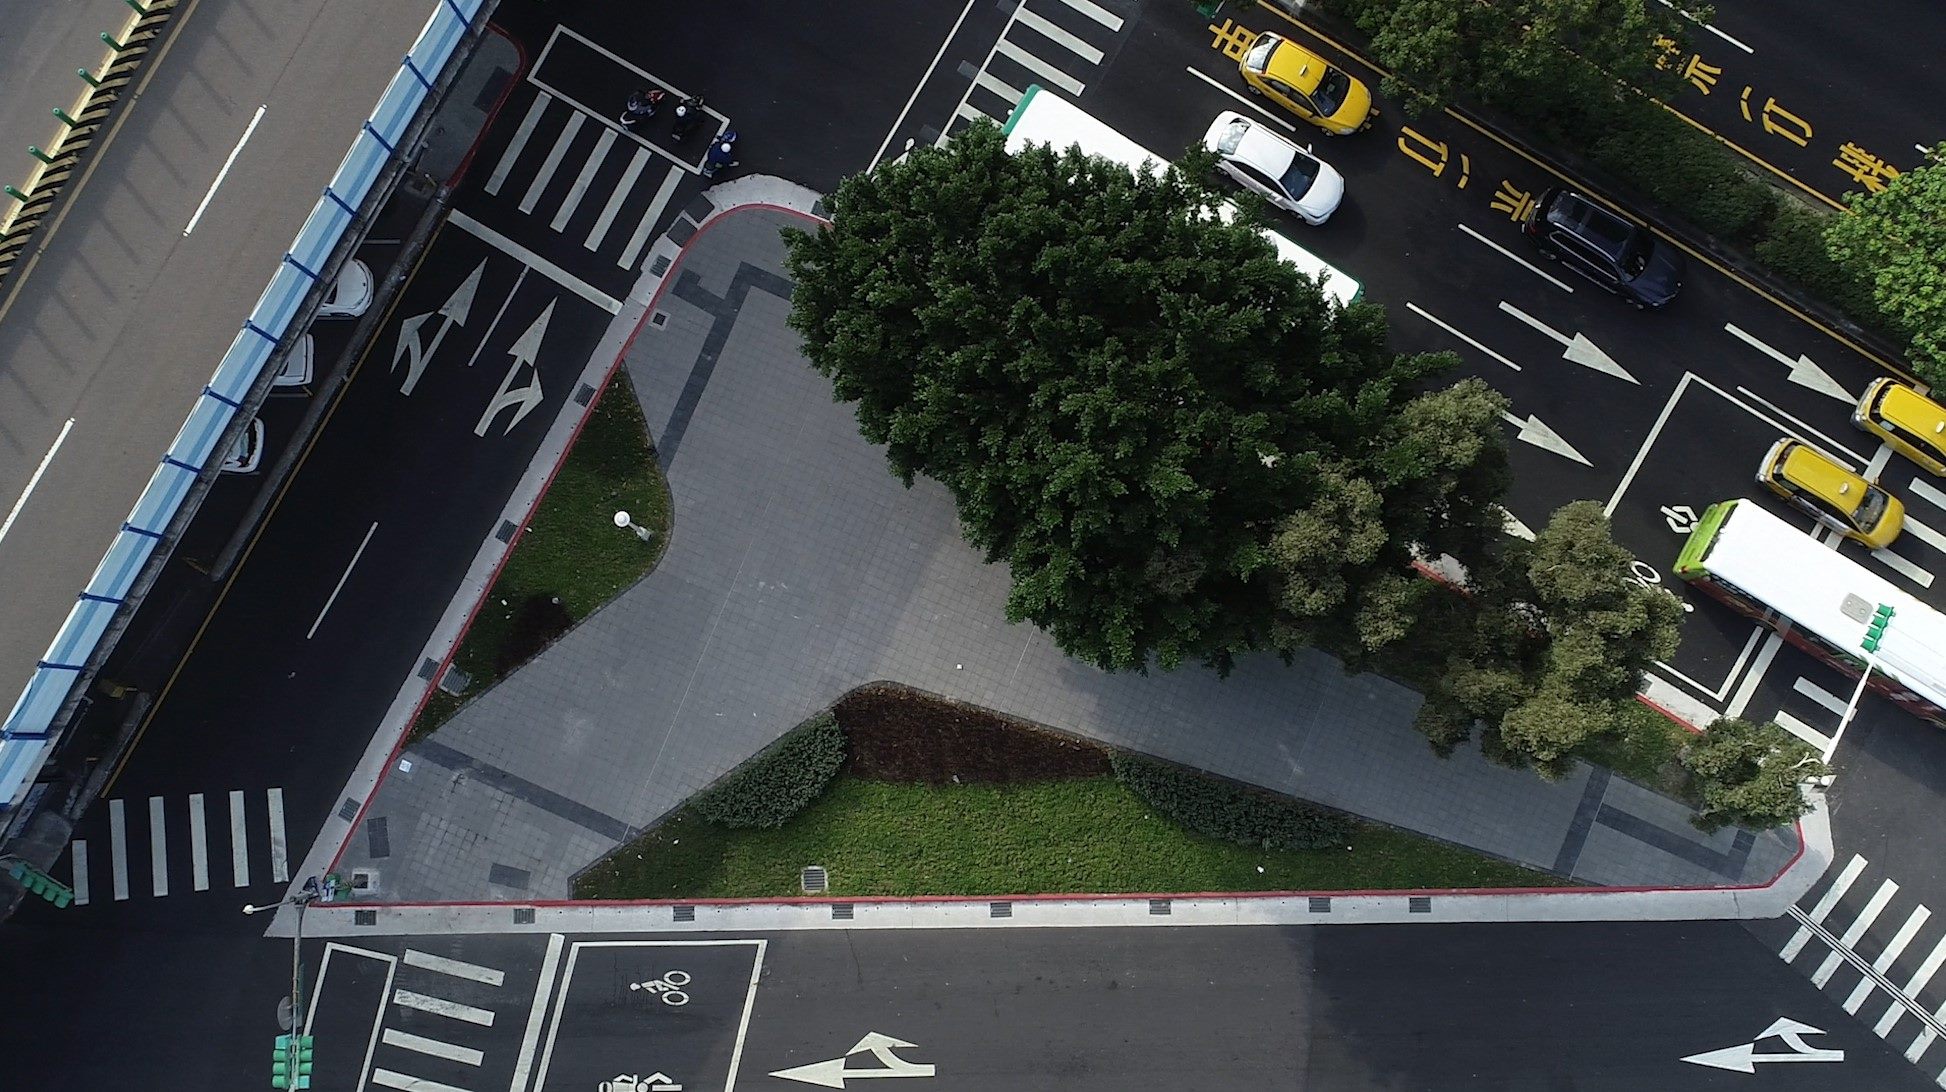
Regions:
[[573, 685, 1567, 900]]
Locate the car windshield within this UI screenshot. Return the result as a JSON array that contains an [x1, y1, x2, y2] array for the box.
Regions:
[[1278, 151, 1320, 197], [1216, 119, 1250, 156], [1312, 67, 1352, 115], [1244, 37, 1276, 73], [1856, 485, 1891, 530]]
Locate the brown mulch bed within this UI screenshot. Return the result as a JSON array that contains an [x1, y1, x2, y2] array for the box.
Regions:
[[832, 683, 1110, 784]]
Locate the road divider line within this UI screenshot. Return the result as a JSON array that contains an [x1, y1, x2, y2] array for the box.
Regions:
[[108, 799, 128, 901], [1732, 385, 1869, 468], [519, 112, 584, 216], [70, 840, 88, 906], [1183, 67, 1300, 132], [393, 989, 495, 1026], [148, 796, 168, 897], [585, 148, 649, 252], [1850, 905, 1933, 1013], [229, 789, 250, 888], [618, 166, 683, 272], [1405, 303, 1520, 370], [488, 93, 552, 197], [1772, 710, 1831, 751], [188, 792, 209, 891], [1456, 223, 1572, 292], [509, 933, 565, 1092], [381, 1028, 484, 1066], [267, 787, 288, 884], [1792, 677, 1848, 717], [552, 127, 614, 231], [449, 209, 623, 315], [1726, 629, 1785, 719], [184, 105, 265, 236], [1, 417, 75, 546], [1870, 547, 1935, 589], [309, 521, 379, 640], [404, 948, 506, 986]]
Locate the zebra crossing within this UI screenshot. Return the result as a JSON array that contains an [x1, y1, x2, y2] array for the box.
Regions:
[[479, 89, 686, 273], [944, 0, 1132, 137], [368, 947, 510, 1092], [1770, 854, 1946, 1086], [65, 787, 289, 905]]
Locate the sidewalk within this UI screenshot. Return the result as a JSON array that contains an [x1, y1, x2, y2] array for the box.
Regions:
[[334, 193, 1804, 903]]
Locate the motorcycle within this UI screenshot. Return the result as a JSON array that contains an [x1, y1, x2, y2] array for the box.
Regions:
[[668, 95, 706, 142], [618, 88, 664, 129], [701, 130, 739, 178]]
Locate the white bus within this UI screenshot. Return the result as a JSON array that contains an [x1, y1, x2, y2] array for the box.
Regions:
[[1674, 497, 1946, 723], [999, 84, 1363, 308]]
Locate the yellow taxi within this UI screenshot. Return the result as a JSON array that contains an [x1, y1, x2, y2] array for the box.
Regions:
[[1756, 438, 1905, 549], [1238, 32, 1376, 136], [1855, 378, 1946, 476]]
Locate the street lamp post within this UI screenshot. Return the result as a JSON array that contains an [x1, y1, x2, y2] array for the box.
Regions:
[[613, 510, 654, 543]]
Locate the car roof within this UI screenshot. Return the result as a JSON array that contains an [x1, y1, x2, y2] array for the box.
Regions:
[[1877, 383, 1946, 446], [1261, 36, 1326, 94], [1777, 441, 1870, 517], [1217, 113, 1297, 176], [1544, 191, 1636, 257]]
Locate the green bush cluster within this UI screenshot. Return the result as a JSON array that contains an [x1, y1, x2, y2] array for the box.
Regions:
[[690, 712, 846, 828], [1110, 752, 1352, 850]]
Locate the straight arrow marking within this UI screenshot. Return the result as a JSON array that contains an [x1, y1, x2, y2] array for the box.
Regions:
[[1723, 323, 1853, 403], [1498, 301, 1638, 383], [1497, 409, 1592, 466]]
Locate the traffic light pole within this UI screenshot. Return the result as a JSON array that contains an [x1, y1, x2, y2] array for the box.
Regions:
[[246, 876, 323, 1087]]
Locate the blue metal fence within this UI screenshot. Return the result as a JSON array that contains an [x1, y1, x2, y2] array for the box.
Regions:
[[0, 0, 489, 811]]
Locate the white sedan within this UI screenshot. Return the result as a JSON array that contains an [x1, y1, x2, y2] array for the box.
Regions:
[[1203, 111, 1344, 226]]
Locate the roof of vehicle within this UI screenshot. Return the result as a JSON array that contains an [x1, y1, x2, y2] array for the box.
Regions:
[[1542, 190, 1638, 259], [1253, 33, 1326, 95], [1207, 112, 1297, 177], [1874, 382, 1946, 447], [1772, 440, 1874, 519]]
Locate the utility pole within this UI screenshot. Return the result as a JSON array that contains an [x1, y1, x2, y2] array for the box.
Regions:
[[246, 876, 325, 1088], [1825, 603, 1895, 763]]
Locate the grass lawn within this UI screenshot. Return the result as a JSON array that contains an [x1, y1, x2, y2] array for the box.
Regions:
[[575, 774, 1570, 900], [416, 374, 670, 736]]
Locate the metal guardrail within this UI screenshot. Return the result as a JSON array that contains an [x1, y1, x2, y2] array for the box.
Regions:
[[0, 0, 492, 813]]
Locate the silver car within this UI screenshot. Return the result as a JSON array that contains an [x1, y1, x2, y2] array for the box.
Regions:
[[1203, 111, 1345, 226]]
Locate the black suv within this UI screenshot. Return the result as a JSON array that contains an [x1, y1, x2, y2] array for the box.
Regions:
[[1522, 188, 1684, 308]]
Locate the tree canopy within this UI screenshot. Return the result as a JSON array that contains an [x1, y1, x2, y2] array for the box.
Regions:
[[783, 121, 1503, 672], [1826, 142, 1946, 384], [1681, 717, 1827, 832]]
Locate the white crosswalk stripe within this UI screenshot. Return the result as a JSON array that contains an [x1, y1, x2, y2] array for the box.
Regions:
[[393, 989, 495, 1027], [148, 796, 168, 897], [365, 948, 515, 1091], [66, 788, 288, 904], [405, 949, 506, 986], [108, 798, 128, 902], [381, 1028, 484, 1066], [940, 0, 1134, 136]]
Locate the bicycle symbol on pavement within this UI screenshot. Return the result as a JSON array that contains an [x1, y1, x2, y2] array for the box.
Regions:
[[628, 970, 691, 1006]]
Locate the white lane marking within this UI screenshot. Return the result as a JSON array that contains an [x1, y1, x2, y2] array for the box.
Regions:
[[108, 799, 129, 901], [727, 938, 769, 1089], [309, 522, 379, 640], [585, 148, 649, 251], [1900, 514, 1946, 555], [1457, 223, 1573, 292], [1793, 677, 1848, 717], [618, 166, 683, 271], [185, 105, 266, 236], [1783, 854, 1868, 960], [70, 840, 88, 906], [995, 38, 1086, 95], [971, 69, 1027, 117], [488, 93, 553, 197], [381, 1028, 484, 1066], [868, 0, 984, 168], [371, 1070, 471, 1092], [1871, 547, 1936, 589], [1883, 935, 1946, 1036], [229, 789, 250, 888], [1773, 710, 1831, 750], [188, 792, 209, 891], [1406, 303, 1521, 370], [267, 787, 288, 884], [1056, 0, 1123, 30], [1815, 878, 1900, 986], [1725, 324, 1854, 403], [1655, 1, 1754, 52], [393, 989, 495, 1027], [1732, 385, 1870, 467], [508, 933, 565, 1092], [1850, 905, 1933, 1013], [1910, 477, 1946, 513], [1497, 301, 1637, 383], [1726, 630, 1785, 719], [519, 113, 585, 215], [552, 127, 615, 231], [148, 796, 168, 897], [1016, 8, 1105, 63], [1183, 67, 1300, 132], [1, 417, 76, 546], [449, 210, 623, 315], [404, 949, 506, 986]]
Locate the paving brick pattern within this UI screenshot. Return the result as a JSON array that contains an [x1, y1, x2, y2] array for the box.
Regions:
[[340, 206, 1799, 901]]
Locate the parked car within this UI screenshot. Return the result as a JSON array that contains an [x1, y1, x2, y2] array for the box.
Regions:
[[1521, 188, 1684, 308], [1854, 378, 1946, 476], [1202, 111, 1345, 226], [273, 334, 313, 391], [1756, 438, 1903, 548], [317, 259, 374, 318], [1237, 32, 1375, 136], [220, 416, 266, 475]]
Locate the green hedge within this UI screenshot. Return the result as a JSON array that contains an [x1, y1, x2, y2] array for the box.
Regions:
[[690, 712, 846, 828], [1111, 752, 1351, 850]]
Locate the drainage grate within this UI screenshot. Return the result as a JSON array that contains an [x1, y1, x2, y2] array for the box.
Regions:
[[1149, 899, 1172, 916], [338, 797, 361, 822], [354, 910, 377, 926], [417, 657, 441, 680], [1309, 896, 1331, 913], [649, 311, 668, 328], [800, 865, 829, 894], [674, 905, 696, 923], [573, 383, 596, 407], [990, 902, 1012, 919], [496, 519, 519, 543], [831, 903, 853, 920], [1409, 896, 1433, 914], [650, 254, 672, 278], [513, 907, 535, 925], [439, 667, 471, 696]]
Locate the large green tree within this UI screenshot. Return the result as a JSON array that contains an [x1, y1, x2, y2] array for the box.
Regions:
[[1681, 717, 1828, 832], [1826, 142, 1946, 384], [783, 122, 1502, 672]]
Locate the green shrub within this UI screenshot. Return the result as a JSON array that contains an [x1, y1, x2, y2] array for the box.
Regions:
[[1111, 752, 1351, 850], [1755, 201, 1895, 333], [690, 712, 846, 828], [1579, 99, 1775, 244]]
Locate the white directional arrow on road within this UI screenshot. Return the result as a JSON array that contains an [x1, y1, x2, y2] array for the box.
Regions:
[[1681, 1017, 1845, 1073], [770, 1032, 936, 1088], [391, 261, 483, 396], [1498, 409, 1591, 466], [473, 299, 551, 438], [1498, 301, 1638, 383], [1724, 323, 1854, 403]]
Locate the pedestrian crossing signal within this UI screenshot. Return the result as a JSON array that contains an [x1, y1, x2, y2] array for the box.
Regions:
[[271, 1034, 314, 1089], [5, 859, 73, 908]]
